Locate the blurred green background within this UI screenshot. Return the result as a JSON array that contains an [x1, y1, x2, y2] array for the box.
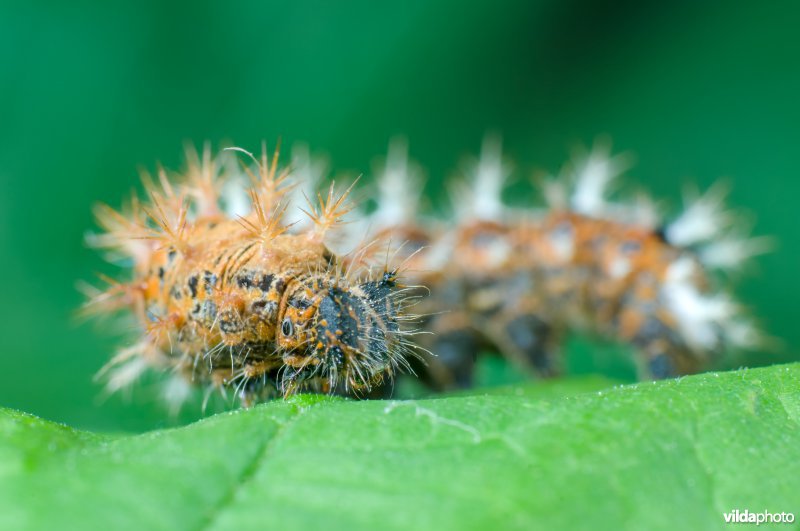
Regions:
[[1, 0, 798, 432]]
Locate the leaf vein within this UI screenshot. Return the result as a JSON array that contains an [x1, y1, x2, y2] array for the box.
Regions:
[[193, 408, 310, 531]]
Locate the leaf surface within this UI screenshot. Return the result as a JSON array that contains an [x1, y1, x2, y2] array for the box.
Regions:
[[2, 366, 799, 530]]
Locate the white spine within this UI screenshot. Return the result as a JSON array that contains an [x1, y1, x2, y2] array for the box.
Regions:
[[372, 137, 424, 229], [665, 183, 732, 247], [453, 133, 510, 222], [570, 143, 631, 218], [698, 234, 773, 270], [285, 142, 328, 229]]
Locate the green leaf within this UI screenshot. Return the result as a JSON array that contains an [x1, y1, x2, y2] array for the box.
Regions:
[[2, 365, 799, 531]]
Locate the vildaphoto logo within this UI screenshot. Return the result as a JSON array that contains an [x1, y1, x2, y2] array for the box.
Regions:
[[723, 509, 795, 525]]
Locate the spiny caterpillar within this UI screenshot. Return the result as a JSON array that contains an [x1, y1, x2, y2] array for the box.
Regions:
[[85, 143, 421, 409], [86, 137, 769, 409], [355, 135, 769, 390]]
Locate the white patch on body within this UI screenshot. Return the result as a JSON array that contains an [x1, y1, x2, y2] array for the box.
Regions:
[[423, 231, 456, 272], [548, 229, 575, 262], [485, 239, 511, 268], [609, 256, 631, 279], [663, 256, 738, 351]]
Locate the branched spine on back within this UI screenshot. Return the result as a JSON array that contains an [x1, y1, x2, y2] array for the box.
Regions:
[[86, 143, 420, 410]]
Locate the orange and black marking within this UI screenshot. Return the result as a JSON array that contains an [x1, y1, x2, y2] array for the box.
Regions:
[[361, 137, 767, 390]]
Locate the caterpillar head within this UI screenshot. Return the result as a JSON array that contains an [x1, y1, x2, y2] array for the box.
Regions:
[[276, 271, 408, 393]]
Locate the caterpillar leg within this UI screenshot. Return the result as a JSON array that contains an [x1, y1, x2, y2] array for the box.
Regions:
[[482, 312, 563, 378], [626, 313, 702, 380], [420, 313, 482, 390], [196, 359, 281, 407], [634, 339, 687, 380]]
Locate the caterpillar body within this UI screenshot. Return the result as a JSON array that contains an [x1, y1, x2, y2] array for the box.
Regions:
[[357, 136, 768, 390], [86, 138, 767, 408]]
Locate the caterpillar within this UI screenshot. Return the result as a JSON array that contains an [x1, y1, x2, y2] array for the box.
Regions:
[[85, 137, 768, 409], [85, 143, 422, 409]]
